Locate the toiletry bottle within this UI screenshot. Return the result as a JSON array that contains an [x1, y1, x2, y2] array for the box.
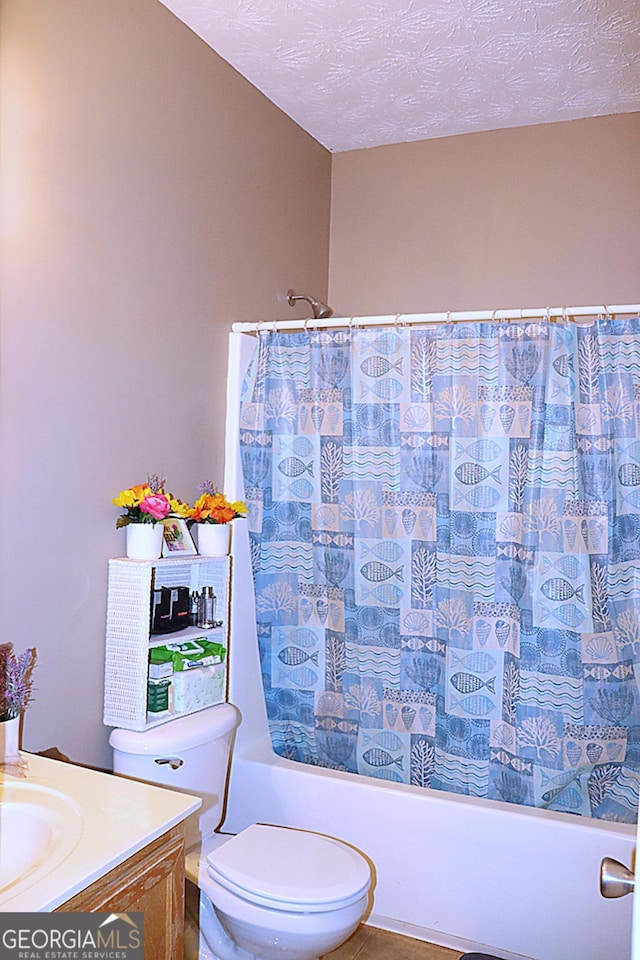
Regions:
[[196, 586, 216, 629], [190, 591, 199, 626]]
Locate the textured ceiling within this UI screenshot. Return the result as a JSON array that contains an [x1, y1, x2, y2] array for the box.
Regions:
[[159, 0, 640, 152]]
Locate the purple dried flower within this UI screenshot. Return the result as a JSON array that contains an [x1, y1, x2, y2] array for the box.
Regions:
[[197, 480, 218, 495], [1, 646, 36, 720], [147, 473, 166, 494]]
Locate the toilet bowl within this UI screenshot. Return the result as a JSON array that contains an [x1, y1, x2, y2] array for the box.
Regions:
[[109, 704, 371, 960], [189, 825, 370, 960]]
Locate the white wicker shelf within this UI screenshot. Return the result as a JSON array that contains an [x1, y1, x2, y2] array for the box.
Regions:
[[103, 555, 231, 731]]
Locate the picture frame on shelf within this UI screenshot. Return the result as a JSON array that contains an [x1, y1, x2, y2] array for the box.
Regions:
[[161, 518, 197, 556]]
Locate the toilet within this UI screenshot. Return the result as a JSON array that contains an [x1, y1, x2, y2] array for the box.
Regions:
[[109, 703, 371, 960]]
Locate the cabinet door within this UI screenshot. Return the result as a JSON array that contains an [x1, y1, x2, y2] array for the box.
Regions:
[[56, 826, 185, 960]]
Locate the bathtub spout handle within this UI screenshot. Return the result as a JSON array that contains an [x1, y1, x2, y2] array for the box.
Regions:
[[600, 857, 635, 898]]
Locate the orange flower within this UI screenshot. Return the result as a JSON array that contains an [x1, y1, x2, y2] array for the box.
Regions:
[[190, 492, 247, 524]]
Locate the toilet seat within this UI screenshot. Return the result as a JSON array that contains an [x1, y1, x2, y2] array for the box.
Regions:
[[206, 823, 370, 913]]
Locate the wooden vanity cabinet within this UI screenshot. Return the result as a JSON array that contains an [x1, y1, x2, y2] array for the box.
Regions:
[[56, 824, 185, 960]]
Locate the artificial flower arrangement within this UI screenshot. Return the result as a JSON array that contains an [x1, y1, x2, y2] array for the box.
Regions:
[[0, 643, 37, 721], [113, 474, 191, 528], [189, 482, 247, 525]]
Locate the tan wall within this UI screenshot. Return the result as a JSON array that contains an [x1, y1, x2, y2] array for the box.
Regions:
[[0, 0, 330, 767], [2, 1, 638, 771], [329, 113, 640, 317]]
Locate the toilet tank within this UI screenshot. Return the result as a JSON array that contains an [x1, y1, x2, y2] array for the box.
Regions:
[[109, 702, 240, 848]]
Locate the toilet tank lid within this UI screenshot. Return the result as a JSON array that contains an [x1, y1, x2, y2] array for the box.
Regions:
[[206, 823, 371, 908], [109, 702, 240, 755]]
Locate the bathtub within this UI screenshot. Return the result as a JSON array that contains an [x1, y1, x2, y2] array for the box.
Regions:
[[224, 333, 636, 960]]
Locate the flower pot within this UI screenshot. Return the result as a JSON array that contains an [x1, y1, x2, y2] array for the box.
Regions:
[[195, 523, 230, 557], [0, 715, 20, 763], [125, 522, 164, 560]]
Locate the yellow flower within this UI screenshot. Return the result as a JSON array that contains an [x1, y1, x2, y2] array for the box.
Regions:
[[113, 485, 151, 508], [169, 497, 191, 518]]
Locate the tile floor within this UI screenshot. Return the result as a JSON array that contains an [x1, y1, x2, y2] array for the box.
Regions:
[[322, 925, 464, 960]]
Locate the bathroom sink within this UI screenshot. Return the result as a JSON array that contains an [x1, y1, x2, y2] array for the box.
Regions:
[[0, 782, 83, 904]]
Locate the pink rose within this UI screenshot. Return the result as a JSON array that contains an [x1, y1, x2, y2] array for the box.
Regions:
[[139, 494, 171, 520]]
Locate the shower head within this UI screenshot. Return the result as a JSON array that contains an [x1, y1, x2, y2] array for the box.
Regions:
[[287, 289, 334, 321]]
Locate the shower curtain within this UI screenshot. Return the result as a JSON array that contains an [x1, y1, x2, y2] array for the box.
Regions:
[[238, 317, 640, 821]]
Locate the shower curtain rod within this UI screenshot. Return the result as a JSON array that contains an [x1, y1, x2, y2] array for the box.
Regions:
[[231, 303, 640, 334]]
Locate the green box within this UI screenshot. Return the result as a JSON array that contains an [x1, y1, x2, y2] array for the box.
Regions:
[[147, 677, 171, 713]]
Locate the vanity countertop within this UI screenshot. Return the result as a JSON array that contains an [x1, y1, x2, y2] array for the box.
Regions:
[[0, 751, 200, 912]]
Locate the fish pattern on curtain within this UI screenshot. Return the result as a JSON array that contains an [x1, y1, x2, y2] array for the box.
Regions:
[[239, 318, 640, 821]]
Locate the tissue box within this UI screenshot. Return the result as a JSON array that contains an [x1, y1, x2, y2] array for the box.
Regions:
[[147, 677, 173, 713], [148, 657, 174, 680], [172, 663, 225, 713]]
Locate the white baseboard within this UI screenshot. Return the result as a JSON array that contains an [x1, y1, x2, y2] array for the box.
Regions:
[[366, 913, 536, 960]]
